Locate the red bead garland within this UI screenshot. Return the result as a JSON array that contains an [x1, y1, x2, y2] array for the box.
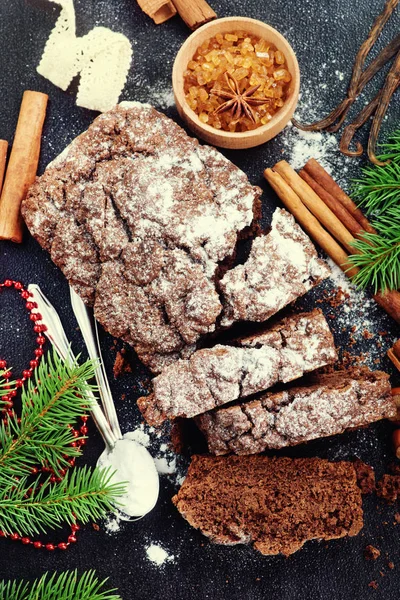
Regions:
[[0, 280, 89, 551]]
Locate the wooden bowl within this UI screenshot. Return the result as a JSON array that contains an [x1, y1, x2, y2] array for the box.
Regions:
[[173, 17, 300, 149]]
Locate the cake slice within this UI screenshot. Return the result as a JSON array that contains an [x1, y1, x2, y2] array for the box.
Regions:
[[220, 208, 330, 327], [196, 367, 395, 455], [172, 455, 364, 556], [137, 309, 337, 426]]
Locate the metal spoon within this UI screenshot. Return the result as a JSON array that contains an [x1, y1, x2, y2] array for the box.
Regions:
[[69, 287, 160, 520], [28, 284, 159, 519]]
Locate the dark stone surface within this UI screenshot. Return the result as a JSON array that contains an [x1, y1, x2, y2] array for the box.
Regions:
[[0, 0, 399, 598]]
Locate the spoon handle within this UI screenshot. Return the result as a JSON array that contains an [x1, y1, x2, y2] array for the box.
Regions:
[[70, 287, 123, 440], [28, 284, 117, 450]]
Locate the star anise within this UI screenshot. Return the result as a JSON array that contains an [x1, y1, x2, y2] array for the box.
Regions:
[[211, 72, 271, 124]]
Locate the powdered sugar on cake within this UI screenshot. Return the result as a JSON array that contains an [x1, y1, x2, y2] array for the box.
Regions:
[[220, 208, 330, 326]]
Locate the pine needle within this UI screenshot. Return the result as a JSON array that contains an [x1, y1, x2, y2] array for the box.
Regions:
[[349, 129, 400, 292], [0, 466, 125, 537], [0, 351, 126, 537], [0, 350, 97, 480], [0, 570, 122, 600]]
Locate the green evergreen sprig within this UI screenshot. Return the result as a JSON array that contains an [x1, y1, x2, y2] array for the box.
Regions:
[[348, 129, 400, 292], [0, 466, 124, 537], [0, 351, 95, 481], [0, 351, 125, 538], [0, 570, 122, 600]]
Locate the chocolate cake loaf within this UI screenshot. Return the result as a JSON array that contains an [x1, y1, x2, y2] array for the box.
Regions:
[[220, 208, 330, 327], [137, 309, 337, 426], [22, 103, 261, 373], [172, 455, 364, 556], [196, 367, 395, 455]]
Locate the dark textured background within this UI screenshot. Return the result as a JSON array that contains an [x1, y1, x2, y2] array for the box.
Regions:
[[0, 0, 399, 598]]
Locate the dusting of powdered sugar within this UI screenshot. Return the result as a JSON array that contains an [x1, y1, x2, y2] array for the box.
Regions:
[[305, 258, 396, 369], [278, 78, 352, 184], [145, 543, 175, 567]]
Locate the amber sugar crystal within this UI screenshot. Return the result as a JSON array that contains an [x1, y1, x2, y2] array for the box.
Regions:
[[183, 31, 292, 132]]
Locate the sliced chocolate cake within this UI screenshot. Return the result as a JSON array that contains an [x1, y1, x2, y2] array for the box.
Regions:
[[22, 103, 262, 373], [172, 455, 364, 556], [196, 367, 395, 455], [137, 309, 337, 426], [220, 208, 330, 327]]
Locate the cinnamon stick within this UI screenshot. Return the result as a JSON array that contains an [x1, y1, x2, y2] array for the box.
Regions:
[[0, 140, 8, 195], [299, 169, 364, 237], [388, 343, 400, 371], [373, 290, 400, 324], [136, 0, 177, 24], [273, 160, 357, 254], [303, 158, 376, 234], [264, 168, 359, 278], [171, 0, 216, 30], [0, 91, 48, 243]]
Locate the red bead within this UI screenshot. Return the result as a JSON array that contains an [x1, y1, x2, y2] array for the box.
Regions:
[[79, 438, 86, 446], [68, 458, 75, 466], [71, 442, 77, 447], [72, 429, 79, 438], [30, 313, 40, 322], [0, 360, 7, 369], [30, 359, 39, 368], [3, 371, 11, 379], [31, 466, 39, 474], [13, 282, 23, 290], [4, 280, 13, 287], [21, 290, 30, 299], [0, 531, 5, 537], [46, 544, 55, 551], [68, 535, 77, 543], [81, 415, 89, 422], [36, 336, 46, 345], [23, 370, 32, 379], [15, 379, 23, 388], [33, 541, 42, 549], [34, 348, 44, 357], [33, 325, 41, 333], [21, 537, 30, 545], [50, 475, 57, 483], [71, 524, 80, 532], [26, 302, 35, 310], [58, 543, 68, 550], [80, 426, 88, 435], [9, 390, 17, 398], [10, 533, 19, 540]]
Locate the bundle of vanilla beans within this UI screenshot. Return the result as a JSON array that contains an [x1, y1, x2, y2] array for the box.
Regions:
[[293, 0, 400, 165]]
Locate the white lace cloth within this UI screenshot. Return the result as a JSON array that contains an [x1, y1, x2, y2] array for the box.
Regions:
[[37, 0, 133, 112]]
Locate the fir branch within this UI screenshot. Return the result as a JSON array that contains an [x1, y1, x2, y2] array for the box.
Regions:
[[0, 570, 122, 600], [352, 128, 400, 215], [0, 466, 125, 537], [348, 207, 400, 292], [378, 127, 400, 163], [0, 351, 97, 480], [352, 160, 400, 214]]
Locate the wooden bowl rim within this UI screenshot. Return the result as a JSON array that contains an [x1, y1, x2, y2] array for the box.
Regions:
[[172, 16, 300, 142]]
